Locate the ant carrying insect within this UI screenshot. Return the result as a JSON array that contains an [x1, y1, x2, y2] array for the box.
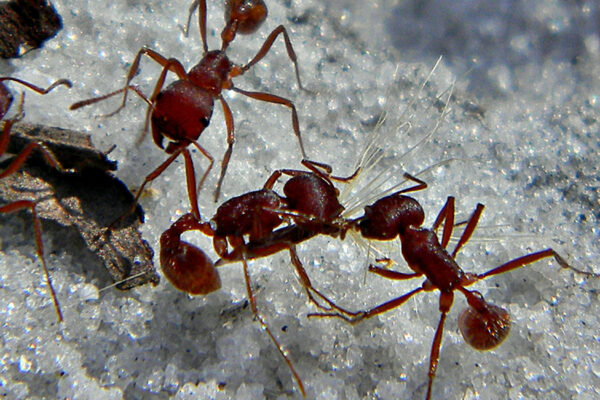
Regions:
[[71, 0, 307, 218], [0, 76, 72, 322]]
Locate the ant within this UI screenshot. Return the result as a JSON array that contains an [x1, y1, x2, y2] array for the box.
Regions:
[[70, 0, 307, 218], [309, 190, 599, 400], [0, 76, 72, 322], [159, 159, 356, 396]]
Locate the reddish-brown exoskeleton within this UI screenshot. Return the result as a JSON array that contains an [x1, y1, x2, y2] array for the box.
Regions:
[[70, 0, 307, 214], [159, 160, 361, 396], [310, 192, 598, 400], [0, 76, 72, 322], [158, 158, 434, 395]]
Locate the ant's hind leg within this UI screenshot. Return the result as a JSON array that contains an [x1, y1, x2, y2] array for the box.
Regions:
[[425, 291, 454, 400], [478, 248, 599, 281], [0, 200, 63, 322], [240, 255, 306, 397], [238, 25, 306, 91], [231, 86, 306, 159], [288, 245, 355, 316], [213, 96, 234, 202]]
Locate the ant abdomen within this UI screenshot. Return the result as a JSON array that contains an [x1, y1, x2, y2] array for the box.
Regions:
[[160, 213, 221, 295], [359, 194, 425, 240], [458, 303, 511, 350], [152, 81, 213, 146], [225, 0, 268, 35]]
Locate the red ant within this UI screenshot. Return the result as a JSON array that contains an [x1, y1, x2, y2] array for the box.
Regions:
[[70, 0, 307, 217], [309, 191, 599, 400], [159, 160, 357, 396], [0, 76, 72, 322]]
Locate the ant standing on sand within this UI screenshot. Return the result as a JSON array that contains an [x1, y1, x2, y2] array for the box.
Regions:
[[0, 76, 72, 322], [309, 190, 599, 400], [71, 0, 308, 219], [159, 159, 356, 396]]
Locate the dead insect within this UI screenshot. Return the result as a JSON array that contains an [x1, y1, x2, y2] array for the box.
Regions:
[[0, 76, 71, 321], [1, 115, 159, 322]]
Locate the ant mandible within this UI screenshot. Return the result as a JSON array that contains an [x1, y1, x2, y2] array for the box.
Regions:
[[310, 191, 598, 400], [0, 76, 72, 322], [71, 0, 307, 217]]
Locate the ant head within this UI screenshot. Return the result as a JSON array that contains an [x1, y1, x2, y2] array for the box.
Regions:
[[458, 302, 511, 350], [359, 194, 425, 240], [0, 82, 14, 120], [225, 0, 268, 35]]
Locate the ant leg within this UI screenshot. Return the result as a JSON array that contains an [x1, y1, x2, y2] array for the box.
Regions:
[[301, 159, 333, 175], [425, 291, 454, 400], [181, 149, 200, 221], [310, 287, 424, 323], [231, 86, 306, 159], [300, 159, 360, 183], [263, 167, 314, 190], [263, 169, 284, 190], [108, 48, 186, 116], [0, 141, 63, 179], [197, 0, 208, 52], [368, 260, 422, 280], [0, 77, 72, 95], [478, 248, 599, 280], [288, 245, 355, 315], [213, 96, 234, 202], [236, 25, 306, 91], [431, 196, 455, 249], [70, 85, 151, 111], [117, 150, 182, 224], [396, 172, 428, 195], [180, 0, 208, 53], [0, 119, 15, 155], [190, 140, 214, 201], [450, 203, 484, 258], [0, 200, 63, 322], [0, 104, 64, 178], [240, 254, 306, 397]]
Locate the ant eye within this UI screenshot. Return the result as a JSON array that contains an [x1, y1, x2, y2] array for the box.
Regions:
[[200, 116, 210, 128]]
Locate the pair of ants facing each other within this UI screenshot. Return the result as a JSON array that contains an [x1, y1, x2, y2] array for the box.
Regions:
[[159, 159, 596, 400]]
